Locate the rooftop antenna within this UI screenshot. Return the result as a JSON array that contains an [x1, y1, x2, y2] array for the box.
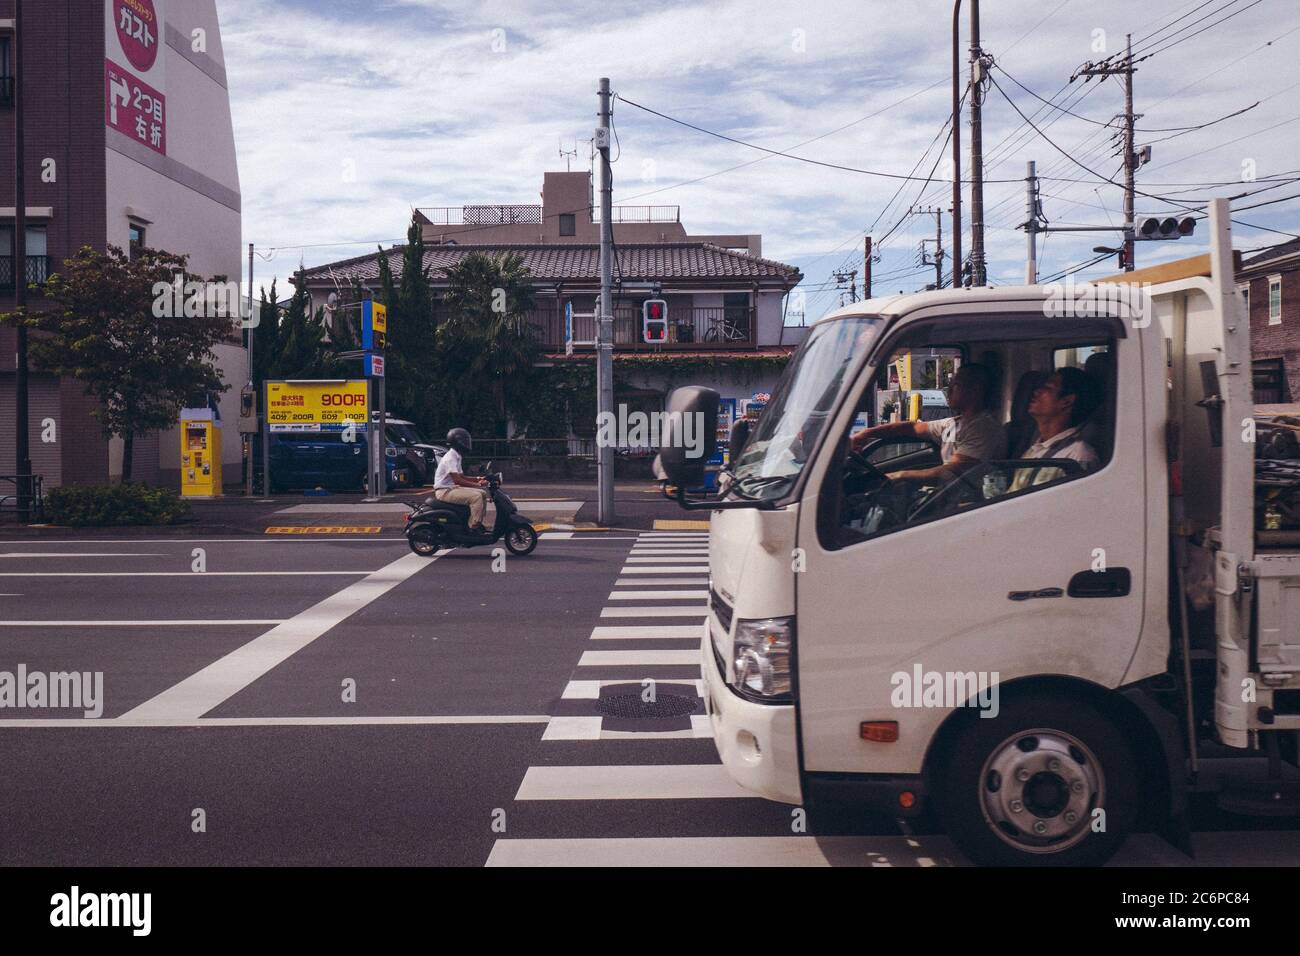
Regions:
[[559, 139, 579, 172]]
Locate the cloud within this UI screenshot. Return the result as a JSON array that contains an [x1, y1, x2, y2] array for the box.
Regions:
[[220, 0, 1300, 312]]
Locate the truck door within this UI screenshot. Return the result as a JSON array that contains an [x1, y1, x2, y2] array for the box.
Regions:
[[793, 311, 1151, 776]]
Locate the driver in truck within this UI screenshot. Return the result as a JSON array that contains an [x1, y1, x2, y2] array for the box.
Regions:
[[849, 362, 1004, 483]]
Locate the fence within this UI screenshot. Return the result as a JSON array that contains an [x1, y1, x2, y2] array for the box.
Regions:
[[0, 474, 44, 523]]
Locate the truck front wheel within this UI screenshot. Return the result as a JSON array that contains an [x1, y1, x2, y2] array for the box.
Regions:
[[935, 696, 1138, 866]]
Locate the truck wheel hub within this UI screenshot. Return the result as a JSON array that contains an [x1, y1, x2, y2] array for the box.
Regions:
[[980, 729, 1102, 852]]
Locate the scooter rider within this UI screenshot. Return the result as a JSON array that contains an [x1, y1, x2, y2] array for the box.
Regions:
[[433, 428, 490, 532]]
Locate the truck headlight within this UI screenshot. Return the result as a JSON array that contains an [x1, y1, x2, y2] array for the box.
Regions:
[[732, 617, 794, 700]]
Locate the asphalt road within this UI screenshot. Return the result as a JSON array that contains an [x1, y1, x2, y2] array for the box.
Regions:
[[1, 530, 1299, 867]]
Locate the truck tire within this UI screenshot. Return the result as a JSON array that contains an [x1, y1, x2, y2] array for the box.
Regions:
[[935, 696, 1137, 866]]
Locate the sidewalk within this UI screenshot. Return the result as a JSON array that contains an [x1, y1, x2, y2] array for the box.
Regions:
[[0, 479, 701, 537]]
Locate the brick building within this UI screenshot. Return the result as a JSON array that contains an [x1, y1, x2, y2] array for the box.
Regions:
[[0, 0, 243, 490], [1238, 239, 1300, 404]]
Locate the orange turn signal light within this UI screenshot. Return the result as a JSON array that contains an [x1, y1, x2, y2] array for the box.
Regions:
[[898, 791, 916, 809], [860, 721, 899, 743]]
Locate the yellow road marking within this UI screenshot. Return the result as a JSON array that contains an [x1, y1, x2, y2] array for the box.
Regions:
[[264, 526, 383, 534], [652, 519, 710, 530]]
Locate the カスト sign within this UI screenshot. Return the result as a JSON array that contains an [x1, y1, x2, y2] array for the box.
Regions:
[[266, 380, 369, 432]]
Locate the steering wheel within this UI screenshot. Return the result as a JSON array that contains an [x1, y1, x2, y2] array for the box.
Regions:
[[905, 467, 989, 522], [846, 449, 889, 493]]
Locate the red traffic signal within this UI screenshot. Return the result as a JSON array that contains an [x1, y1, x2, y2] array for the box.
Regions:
[[642, 298, 668, 343]]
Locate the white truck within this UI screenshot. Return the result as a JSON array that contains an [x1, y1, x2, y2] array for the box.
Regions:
[[658, 199, 1300, 865]]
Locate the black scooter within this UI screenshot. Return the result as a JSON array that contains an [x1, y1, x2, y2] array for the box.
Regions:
[[404, 463, 539, 557]]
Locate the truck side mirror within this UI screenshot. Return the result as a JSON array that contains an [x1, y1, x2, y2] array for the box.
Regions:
[[659, 386, 720, 488]]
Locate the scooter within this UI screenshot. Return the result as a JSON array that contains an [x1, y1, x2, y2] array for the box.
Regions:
[[404, 463, 539, 557]]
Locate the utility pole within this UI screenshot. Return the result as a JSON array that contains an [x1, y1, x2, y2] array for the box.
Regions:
[[950, 0, 963, 288], [245, 242, 254, 497], [832, 270, 857, 306], [596, 78, 615, 525], [1023, 161, 1041, 284], [13, 0, 32, 521], [863, 236, 873, 299], [1073, 35, 1139, 272], [968, 0, 989, 287], [912, 207, 946, 289]]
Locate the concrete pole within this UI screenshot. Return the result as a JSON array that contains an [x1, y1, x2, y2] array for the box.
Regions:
[[14, 0, 31, 517], [245, 242, 254, 496], [1025, 161, 1038, 284], [950, 0, 963, 288], [1122, 34, 1136, 272], [968, 0, 986, 286], [597, 78, 615, 525], [864, 236, 873, 298]]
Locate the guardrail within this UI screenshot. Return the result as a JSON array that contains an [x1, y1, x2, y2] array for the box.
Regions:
[[0, 474, 44, 523]]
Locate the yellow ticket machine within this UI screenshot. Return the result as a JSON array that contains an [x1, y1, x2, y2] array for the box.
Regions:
[[180, 408, 223, 497]]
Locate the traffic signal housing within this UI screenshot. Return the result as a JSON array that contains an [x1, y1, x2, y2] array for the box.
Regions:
[[642, 298, 669, 344], [1136, 216, 1196, 241]]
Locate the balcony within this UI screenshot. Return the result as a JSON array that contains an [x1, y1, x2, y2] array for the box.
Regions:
[[518, 304, 754, 351], [420, 205, 542, 226], [0, 255, 50, 290], [591, 205, 680, 224]]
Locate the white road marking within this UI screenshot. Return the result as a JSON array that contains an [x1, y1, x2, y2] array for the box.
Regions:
[[0, 552, 167, 558], [615, 577, 708, 586], [541, 716, 605, 740], [579, 650, 701, 666], [118, 552, 438, 722], [485, 836, 937, 867], [515, 764, 755, 801], [562, 678, 704, 696], [540, 717, 713, 742], [0, 571, 372, 577], [618, 565, 711, 574], [0, 619, 285, 627], [590, 625, 703, 639], [276, 503, 414, 513], [624, 557, 708, 565], [600, 606, 707, 618], [542, 531, 574, 539], [607, 590, 709, 601], [630, 548, 709, 554], [0, 714, 551, 728]]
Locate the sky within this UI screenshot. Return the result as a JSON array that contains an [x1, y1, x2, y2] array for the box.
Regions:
[[219, 0, 1300, 320]]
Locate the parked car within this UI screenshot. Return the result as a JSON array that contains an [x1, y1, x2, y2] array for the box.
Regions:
[[374, 413, 447, 486], [252, 431, 413, 493]]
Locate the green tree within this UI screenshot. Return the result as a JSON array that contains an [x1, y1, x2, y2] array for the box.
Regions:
[[437, 251, 538, 436], [0, 244, 232, 481], [377, 217, 439, 429]]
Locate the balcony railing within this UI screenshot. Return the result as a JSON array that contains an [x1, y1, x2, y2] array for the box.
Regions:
[[515, 304, 755, 351], [591, 205, 681, 223], [0, 255, 50, 290], [420, 205, 543, 226]]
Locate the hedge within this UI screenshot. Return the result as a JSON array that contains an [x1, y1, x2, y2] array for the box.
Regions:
[[44, 483, 192, 527]]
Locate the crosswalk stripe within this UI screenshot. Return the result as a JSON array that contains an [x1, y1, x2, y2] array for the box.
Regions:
[[607, 590, 709, 601], [590, 625, 702, 639], [601, 606, 706, 618], [514, 764, 755, 801], [619, 565, 710, 574], [625, 557, 708, 564], [485, 836, 935, 867], [615, 577, 708, 586], [542, 716, 604, 740], [579, 649, 700, 666], [630, 547, 709, 553], [561, 678, 705, 696]]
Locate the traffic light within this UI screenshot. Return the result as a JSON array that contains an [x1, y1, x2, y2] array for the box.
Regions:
[[1136, 216, 1196, 241], [642, 298, 668, 343]]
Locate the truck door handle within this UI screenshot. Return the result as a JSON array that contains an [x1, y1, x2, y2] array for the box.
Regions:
[[1067, 568, 1132, 598], [1008, 588, 1064, 601]]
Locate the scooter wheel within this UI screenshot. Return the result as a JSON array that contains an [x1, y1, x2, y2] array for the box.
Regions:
[[504, 524, 539, 556], [407, 526, 441, 557]]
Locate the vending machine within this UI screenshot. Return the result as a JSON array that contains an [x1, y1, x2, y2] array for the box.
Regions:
[[180, 407, 223, 497]]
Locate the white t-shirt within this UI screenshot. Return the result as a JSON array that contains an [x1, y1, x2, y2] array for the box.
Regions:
[[926, 410, 1005, 463], [1011, 425, 1098, 490], [433, 448, 463, 490]]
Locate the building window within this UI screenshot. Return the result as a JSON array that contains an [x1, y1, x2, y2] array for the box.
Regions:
[[129, 223, 146, 258], [1238, 282, 1249, 317], [0, 36, 12, 109], [1253, 358, 1287, 404], [1269, 274, 1282, 325], [0, 223, 49, 288], [558, 214, 576, 237]]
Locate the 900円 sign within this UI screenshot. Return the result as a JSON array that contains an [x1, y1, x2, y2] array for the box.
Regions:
[[266, 380, 369, 432]]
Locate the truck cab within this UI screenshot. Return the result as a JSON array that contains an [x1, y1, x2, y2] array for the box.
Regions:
[[660, 201, 1299, 865]]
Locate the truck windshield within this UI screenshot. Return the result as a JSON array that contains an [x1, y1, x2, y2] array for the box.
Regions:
[[730, 315, 882, 501]]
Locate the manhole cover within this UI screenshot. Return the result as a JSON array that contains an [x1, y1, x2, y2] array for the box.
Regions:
[[595, 693, 698, 720]]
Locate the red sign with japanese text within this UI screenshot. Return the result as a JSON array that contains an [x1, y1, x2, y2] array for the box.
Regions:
[[105, 59, 167, 156], [113, 0, 160, 72]]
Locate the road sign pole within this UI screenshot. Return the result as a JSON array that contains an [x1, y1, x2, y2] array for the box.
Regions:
[[261, 381, 271, 499]]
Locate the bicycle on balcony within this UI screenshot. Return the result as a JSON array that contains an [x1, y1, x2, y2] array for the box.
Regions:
[[702, 314, 749, 343]]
